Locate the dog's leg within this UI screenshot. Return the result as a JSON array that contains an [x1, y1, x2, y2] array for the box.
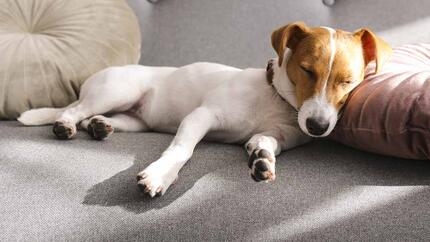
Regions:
[[136, 106, 219, 197], [52, 102, 90, 140], [245, 134, 280, 182], [53, 87, 142, 140], [53, 101, 117, 140], [81, 113, 148, 140], [245, 128, 310, 182]]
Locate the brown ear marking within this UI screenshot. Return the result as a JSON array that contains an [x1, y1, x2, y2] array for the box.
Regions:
[[354, 28, 392, 74], [271, 22, 310, 67]]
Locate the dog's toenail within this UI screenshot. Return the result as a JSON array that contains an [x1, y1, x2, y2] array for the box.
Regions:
[[154, 187, 162, 197]]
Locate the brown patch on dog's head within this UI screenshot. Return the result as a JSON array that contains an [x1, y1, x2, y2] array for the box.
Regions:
[[353, 28, 392, 74], [271, 21, 310, 67]]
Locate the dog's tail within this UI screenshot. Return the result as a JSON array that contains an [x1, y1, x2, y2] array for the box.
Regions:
[[17, 101, 79, 126]]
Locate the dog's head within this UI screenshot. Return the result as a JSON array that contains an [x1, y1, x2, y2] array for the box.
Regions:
[[270, 22, 392, 137]]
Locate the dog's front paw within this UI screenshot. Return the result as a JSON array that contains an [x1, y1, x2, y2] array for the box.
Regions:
[[248, 149, 276, 182], [87, 117, 114, 141], [53, 121, 77, 140], [136, 163, 178, 197]]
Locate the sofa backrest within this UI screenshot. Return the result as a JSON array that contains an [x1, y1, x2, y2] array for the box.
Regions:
[[127, 0, 430, 68]]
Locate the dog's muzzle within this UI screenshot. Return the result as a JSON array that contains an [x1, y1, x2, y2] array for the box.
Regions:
[[298, 97, 338, 137]]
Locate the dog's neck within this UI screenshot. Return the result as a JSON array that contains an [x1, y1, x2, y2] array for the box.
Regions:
[[267, 49, 299, 111]]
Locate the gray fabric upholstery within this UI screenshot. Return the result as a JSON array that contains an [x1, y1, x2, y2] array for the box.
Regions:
[[2, 0, 430, 240], [1, 121, 429, 241], [129, 0, 430, 68]]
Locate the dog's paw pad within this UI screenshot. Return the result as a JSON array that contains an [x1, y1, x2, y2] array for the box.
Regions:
[[53, 121, 76, 140], [248, 149, 276, 182], [87, 117, 114, 141]]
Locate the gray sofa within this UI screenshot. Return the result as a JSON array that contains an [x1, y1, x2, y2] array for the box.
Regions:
[[1, 0, 430, 241]]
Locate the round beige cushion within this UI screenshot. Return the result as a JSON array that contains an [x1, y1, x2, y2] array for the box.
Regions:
[[0, 0, 141, 119]]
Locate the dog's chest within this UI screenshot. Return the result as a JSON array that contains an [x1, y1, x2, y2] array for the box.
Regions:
[[203, 71, 298, 143]]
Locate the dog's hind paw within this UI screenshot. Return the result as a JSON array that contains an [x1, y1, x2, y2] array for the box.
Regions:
[[53, 121, 77, 140], [248, 148, 276, 182], [87, 117, 114, 141]]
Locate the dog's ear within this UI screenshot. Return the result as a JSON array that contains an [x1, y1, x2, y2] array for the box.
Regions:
[[354, 28, 392, 74], [271, 22, 310, 67]]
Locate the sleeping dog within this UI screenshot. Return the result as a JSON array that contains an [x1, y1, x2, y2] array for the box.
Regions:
[[18, 22, 391, 197]]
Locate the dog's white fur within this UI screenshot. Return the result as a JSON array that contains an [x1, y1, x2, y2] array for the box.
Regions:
[[271, 49, 299, 110], [19, 60, 311, 196]]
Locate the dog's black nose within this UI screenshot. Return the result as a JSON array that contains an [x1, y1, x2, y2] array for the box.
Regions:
[[306, 117, 329, 136]]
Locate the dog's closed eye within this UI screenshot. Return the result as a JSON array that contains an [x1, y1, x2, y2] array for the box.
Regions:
[[340, 80, 354, 87], [300, 65, 316, 81]]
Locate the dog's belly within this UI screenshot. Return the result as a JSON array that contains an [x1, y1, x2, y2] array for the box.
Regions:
[[131, 62, 242, 133]]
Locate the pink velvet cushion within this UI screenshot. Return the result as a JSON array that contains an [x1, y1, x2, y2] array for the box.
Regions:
[[330, 44, 430, 160]]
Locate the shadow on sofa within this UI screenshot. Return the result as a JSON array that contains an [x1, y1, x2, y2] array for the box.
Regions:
[[1, 121, 429, 240], [82, 138, 430, 214], [81, 138, 430, 240]]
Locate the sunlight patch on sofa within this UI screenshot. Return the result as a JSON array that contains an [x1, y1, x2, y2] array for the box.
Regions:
[[247, 185, 428, 240]]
